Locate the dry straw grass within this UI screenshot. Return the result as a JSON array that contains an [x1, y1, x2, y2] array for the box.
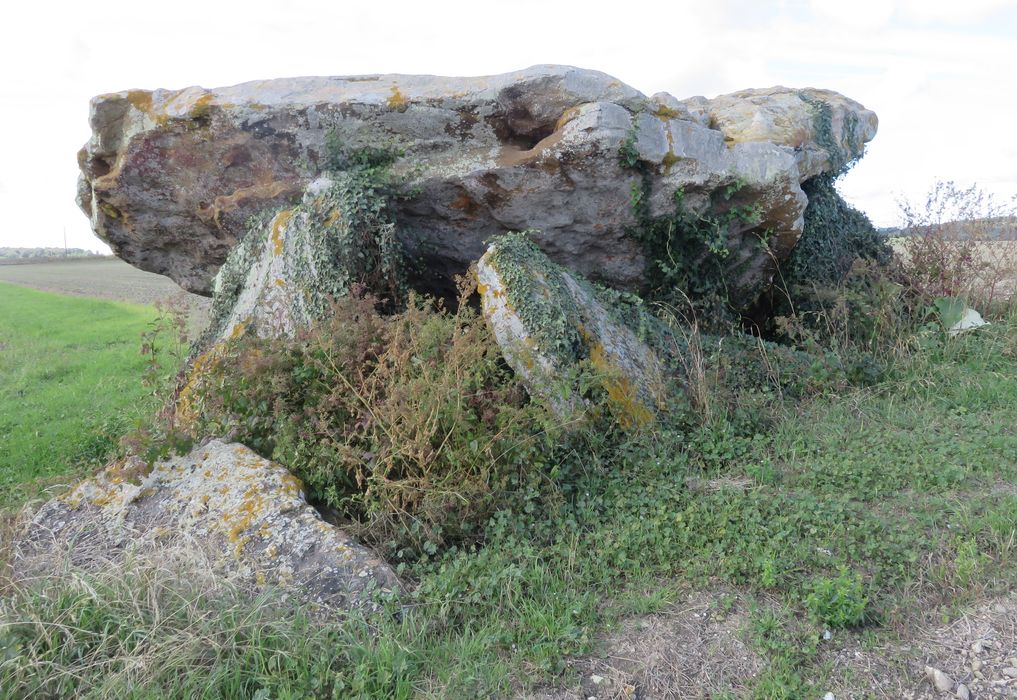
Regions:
[[896, 180, 1017, 313], [0, 532, 315, 698]]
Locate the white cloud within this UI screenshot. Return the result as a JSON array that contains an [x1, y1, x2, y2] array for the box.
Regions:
[[808, 0, 896, 29], [897, 0, 1015, 23]]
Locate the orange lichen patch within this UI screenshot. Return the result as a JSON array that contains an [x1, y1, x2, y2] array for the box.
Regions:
[[189, 93, 215, 118], [90, 493, 114, 508], [271, 209, 294, 257], [515, 346, 536, 371], [174, 347, 225, 428], [325, 208, 343, 227], [279, 472, 304, 497], [125, 90, 153, 114], [99, 202, 122, 219], [105, 456, 153, 486], [387, 86, 409, 112], [123, 89, 175, 126], [654, 104, 683, 120], [196, 181, 301, 228], [255, 571, 267, 586], [588, 343, 654, 428], [225, 487, 267, 546], [554, 106, 583, 131]]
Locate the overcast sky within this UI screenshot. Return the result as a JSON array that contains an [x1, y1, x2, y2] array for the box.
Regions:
[[1, 0, 1015, 252]]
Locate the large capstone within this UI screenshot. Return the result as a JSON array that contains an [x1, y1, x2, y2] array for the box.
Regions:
[[77, 65, 876, 309]]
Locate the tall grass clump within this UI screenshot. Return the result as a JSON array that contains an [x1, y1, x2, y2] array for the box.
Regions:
[[0, 544, 415, 699], [181, 279, 562, 559], [896, 180, 1017, 314], [769, 181, 1017, 379]]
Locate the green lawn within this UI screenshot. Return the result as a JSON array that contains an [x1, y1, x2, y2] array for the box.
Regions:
[[0, 283, 171, 507]]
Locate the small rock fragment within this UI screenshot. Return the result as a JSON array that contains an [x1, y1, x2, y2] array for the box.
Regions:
[[590, 675, 604, 685], [1003, 667, 1017, 678], [926, 666, 954, 693], [955, 683, 970, 700]]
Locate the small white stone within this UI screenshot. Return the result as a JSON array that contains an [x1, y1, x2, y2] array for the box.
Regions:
[[926, 666, 954, 693], [823, 630, 833, 641], [824, 693, 835, 700], [590, 674, 604, 685], [1002, 667, 1017, 678], [972, 659, 982, 671], [955, 683, 970, 700]]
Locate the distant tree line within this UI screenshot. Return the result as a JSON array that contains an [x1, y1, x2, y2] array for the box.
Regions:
[[0, 247, 107, 260], [880, 216, 1017, 240]]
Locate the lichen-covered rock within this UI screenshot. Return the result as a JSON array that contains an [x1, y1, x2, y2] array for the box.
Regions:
[[200, 171, 400, 345], [14, 440, 400, 611], [477, 233, 674, 425], [77, 65, 876, 310]]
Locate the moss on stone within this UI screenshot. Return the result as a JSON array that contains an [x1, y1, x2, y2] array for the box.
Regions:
[[485, 232, 585, 366]]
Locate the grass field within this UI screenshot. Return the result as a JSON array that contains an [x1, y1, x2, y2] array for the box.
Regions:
[[0, 283, 177, 507], [1, 270, 1016, 697]]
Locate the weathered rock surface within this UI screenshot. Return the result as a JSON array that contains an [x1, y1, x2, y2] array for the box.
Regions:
[[477, 233, 674, 424], [14, 440, 400, 610], [77, 65, 876, 306]]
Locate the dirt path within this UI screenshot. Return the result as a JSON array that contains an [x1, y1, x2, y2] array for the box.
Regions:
[[532, 590, 1017, 699]]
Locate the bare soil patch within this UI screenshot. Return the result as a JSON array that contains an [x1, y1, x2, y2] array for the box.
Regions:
[[825, 594, 1017, 700], [532, 590, 762, 700], [533, 590, 1017, 699]]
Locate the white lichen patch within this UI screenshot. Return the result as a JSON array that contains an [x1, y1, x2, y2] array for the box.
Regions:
[[24, 440, 400, 611]]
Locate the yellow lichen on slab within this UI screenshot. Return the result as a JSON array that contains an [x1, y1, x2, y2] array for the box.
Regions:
[[387, 86, 409, 111], [589, 343, 653, 428], [270, 209, 294, 257]]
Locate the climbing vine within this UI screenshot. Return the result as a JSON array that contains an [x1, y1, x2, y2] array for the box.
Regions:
[[486, 231, 586, 365], [618, 122, 763, 329], [781, 173, 891, 291], [782, 94, 891, 292]]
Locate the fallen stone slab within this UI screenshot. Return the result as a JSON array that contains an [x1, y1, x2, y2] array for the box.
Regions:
[[14, 440, 400, 611], [477, 233, 676, 425]]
